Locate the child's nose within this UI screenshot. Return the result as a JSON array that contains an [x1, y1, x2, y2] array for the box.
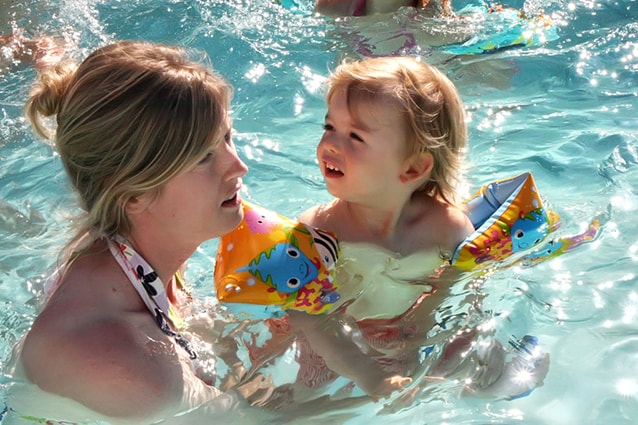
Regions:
[[320, 134, 340, 153]]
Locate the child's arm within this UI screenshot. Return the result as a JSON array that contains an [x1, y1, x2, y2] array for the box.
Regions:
[[287, 310, 411, 399]]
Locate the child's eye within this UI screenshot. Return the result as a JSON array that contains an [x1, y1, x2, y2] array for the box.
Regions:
[[350, 132, 364, 142], [322, 123, 335, 131], [224, 130, 232, 144]]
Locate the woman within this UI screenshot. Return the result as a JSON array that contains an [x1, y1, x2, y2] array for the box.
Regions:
[[12, 40, 248, 422]]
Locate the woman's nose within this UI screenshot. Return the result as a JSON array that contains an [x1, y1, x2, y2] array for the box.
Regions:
[[223, 143, 248, 180], [230, 153, 248, 179]]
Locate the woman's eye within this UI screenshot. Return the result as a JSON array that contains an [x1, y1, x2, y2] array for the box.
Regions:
[[224, 130, 232, 144], [198, 152, 214, 165]]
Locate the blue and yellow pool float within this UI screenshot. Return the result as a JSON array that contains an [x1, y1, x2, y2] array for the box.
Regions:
[[451, 172, 559, 270], [444, 7, 558, 55], [214, 173, 597, 314], [214, 201, 340, 315]]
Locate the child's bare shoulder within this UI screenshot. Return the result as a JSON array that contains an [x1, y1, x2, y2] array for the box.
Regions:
[[439, 204, 473, 254], [298, 201, 336, 229], [412, 194, 474, 253], [298, 204, 321, 227]]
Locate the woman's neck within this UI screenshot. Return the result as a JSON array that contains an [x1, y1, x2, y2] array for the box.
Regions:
[[124, 232, 192, 295]]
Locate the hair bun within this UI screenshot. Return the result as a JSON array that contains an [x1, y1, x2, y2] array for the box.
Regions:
[[25, 61, 77, 139]]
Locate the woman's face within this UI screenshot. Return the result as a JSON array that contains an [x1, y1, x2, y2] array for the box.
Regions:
[[134, 119, 248, 246]]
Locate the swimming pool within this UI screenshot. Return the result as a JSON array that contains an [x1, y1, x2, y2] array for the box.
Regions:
[[1, 0, 637, 423]]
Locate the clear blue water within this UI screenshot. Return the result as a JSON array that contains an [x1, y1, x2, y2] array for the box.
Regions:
[[1, 0, 637, 423]]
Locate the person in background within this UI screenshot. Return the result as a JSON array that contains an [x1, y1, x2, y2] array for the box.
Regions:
[[314, 0, 454, 18], [10, 40, 251, 423], [312, 0, 520, 90], [0, 31, 66, 71], [1, 0, 67, 71]]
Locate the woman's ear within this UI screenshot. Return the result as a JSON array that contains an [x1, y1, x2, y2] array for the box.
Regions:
[[125, 193, 152, 215], [400, 151, 433, 184]]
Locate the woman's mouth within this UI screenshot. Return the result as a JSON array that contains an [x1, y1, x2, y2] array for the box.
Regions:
[[222, 192, 241, 207]]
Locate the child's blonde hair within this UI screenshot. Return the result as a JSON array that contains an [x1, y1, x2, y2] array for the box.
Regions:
[[25, 41, 233, 253], [326, 56, 467, 206]]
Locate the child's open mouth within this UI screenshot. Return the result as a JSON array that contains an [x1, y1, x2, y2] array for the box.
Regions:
[[324, 162, 344, 177]]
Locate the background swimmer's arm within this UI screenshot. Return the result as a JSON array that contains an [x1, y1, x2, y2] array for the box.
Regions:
[[0, 31, 66, 71]]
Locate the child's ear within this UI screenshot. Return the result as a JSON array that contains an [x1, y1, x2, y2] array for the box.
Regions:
[[400, 151, 433, 184]]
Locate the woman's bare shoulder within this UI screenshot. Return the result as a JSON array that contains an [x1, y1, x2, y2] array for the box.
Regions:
[[20, 252, 182, 418], [22, 314, 181, 417]]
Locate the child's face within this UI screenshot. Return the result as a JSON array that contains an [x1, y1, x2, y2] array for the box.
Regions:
[[318, 88, 411, 205]]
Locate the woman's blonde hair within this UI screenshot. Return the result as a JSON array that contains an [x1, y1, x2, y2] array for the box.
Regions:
[[326, 56, 467, 206], [25, 40, 232, 252]]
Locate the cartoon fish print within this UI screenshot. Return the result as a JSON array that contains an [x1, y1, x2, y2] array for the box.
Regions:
[[522, 239, 565, 262], [510, 209, 550, 252], [521, 219, 600, 265], [236, 243, 319, 293]]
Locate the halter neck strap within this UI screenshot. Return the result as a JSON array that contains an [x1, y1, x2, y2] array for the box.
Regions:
[[108, 235, 197, 359]]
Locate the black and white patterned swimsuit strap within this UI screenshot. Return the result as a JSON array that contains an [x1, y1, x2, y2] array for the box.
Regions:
[[107, 235, 198, 360]]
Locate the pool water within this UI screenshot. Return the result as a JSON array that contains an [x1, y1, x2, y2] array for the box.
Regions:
[[1, 0, 637, 423]]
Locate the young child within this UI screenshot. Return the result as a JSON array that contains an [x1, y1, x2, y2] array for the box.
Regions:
[[292, 53, 471, 385], [299, 55, 473, 258], [235, 57, 547, 409], [235, 56, 472, 404], [228, 57, 469, 406], [288, 56, 547, 402]]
